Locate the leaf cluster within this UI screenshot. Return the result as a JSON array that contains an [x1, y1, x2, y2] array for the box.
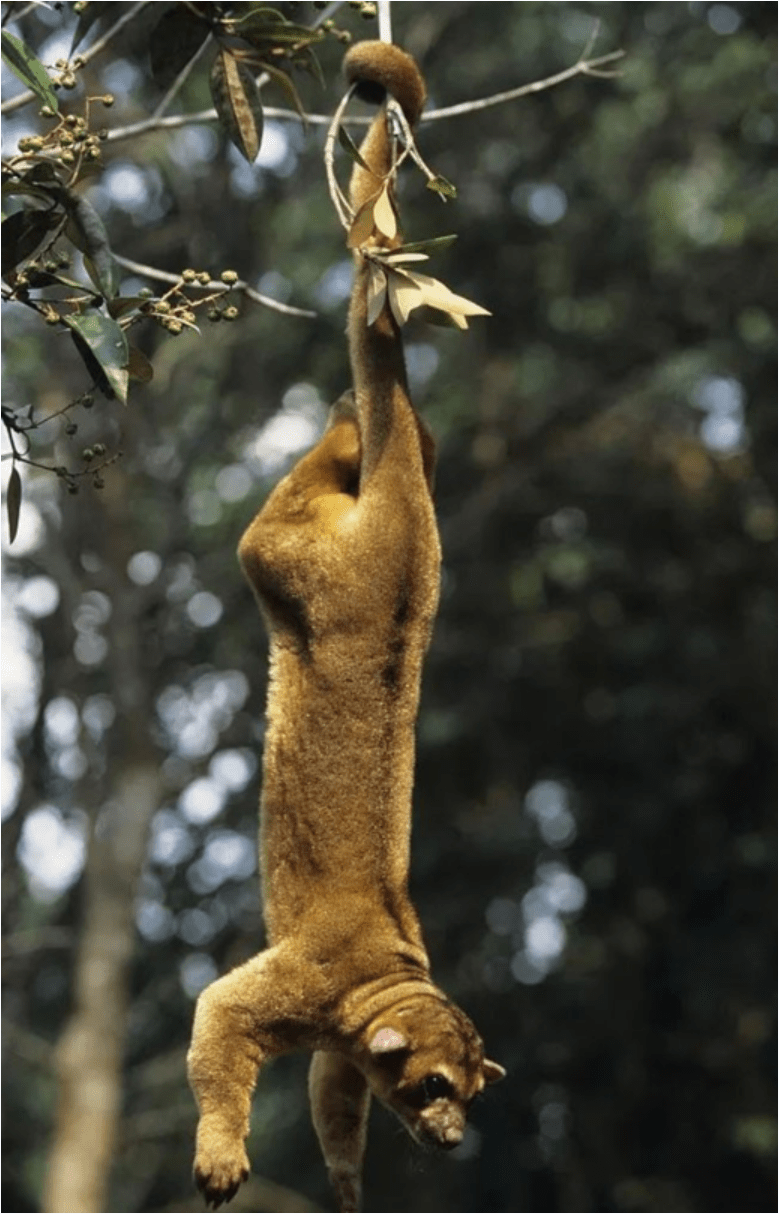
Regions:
[[339, 118, 488, 330], [149, 3, 328, 163]]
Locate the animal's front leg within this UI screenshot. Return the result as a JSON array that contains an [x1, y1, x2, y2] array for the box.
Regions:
[[309, 1050, 371, 1213], [187, 952, 282, 1208]]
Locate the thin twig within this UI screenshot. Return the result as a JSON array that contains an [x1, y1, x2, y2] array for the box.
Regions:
[[78, 0, 150, 68], [150, 31, 213, 121], [423, 48, 625, 120], [1, 0, 151, 113], [113, 253, 316, 319], [3, 0, 56, 25], [324, 86, 358, 232], [103, 47, 624, 146]]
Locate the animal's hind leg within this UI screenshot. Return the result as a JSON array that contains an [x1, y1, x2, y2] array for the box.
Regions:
[[250, 392, 362, 528], [309, 1051, 370, 1213], [238, 394, 362, 595]]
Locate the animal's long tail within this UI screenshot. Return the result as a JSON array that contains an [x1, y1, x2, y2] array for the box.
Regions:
[[342, 42, 430, 486], [344, 40, 427, 219]]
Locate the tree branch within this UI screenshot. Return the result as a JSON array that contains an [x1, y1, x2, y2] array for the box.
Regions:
[[112, 253, 316, 319], [1, 1, 151, 114], [103, 45, 624, 147]]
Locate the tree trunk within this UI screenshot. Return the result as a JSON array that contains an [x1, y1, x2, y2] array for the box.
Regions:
[[43, 759, 161, 1213]]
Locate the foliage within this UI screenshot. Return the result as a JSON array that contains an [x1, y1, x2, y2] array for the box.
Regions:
[[2, 3, 776, 1213]]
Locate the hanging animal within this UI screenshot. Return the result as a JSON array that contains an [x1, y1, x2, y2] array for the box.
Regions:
[[187, 40, 504, 1214]]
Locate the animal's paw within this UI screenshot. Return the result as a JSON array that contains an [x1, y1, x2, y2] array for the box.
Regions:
[[193, 1124, 250, 1210]]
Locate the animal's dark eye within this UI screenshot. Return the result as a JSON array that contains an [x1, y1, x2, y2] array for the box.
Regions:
[[421, 1074, 452, 1103]]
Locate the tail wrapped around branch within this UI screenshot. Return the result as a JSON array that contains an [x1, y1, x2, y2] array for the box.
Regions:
[[343, 41, 426, 224]]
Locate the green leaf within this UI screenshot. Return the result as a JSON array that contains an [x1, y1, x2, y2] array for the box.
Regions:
[[338, 124, 370, 171], [106, 296, 156, 319], [256, 59, 307, 124], [21, 266, 100, 295], [210, 49, 264, 162], [63, 194, 116, 298], [64, 310, 129, 403], [6, 466, 22, 544], [427, 175, 458, 202], [1, 31, 59, 112], [2, 161, 63, 204], [396, 234, 458, 256], [1, 207, 60, 276], [149, 6, 210, 90]]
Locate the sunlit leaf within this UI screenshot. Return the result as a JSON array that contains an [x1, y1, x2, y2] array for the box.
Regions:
[[210, 48, 264, 162], [366, 262, 387, 326], [1, 31, 58, 111], [149, 6, 210, 90], [373, 183, 397, 241], [387, 271, 426, 326], [383, 252, 430, 266], [1, 207, 60, 276], [347, 196, 379, 249], [415, 305, 467, 329], [384, 268, 491, 330], [400, 269, 491, 319], [6, 466, 22, 544], [64, 310, 129, 403]]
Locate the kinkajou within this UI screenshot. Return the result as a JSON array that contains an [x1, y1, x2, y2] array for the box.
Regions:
[[187, 41, 504, 1214]]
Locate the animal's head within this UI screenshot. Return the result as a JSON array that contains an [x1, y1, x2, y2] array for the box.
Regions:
[[358, 997, 505, 1150]]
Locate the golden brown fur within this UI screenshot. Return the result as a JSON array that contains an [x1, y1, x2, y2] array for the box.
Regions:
[[187, 42, 503, 1213]]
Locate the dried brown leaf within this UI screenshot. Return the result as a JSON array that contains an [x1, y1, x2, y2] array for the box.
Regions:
[[210, 48, 264, 163], [372, 183, 397, 241]]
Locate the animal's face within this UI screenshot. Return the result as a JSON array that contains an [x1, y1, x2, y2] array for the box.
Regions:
[[359, 1001, 505, 1150]]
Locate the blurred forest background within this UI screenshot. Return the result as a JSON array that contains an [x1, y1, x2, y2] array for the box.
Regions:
[[1, 2, 775, 1211]]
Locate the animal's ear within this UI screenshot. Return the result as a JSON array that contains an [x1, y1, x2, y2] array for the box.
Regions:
[[368, 1026, 409, 1054], [483, 1059, 506, 1085]]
